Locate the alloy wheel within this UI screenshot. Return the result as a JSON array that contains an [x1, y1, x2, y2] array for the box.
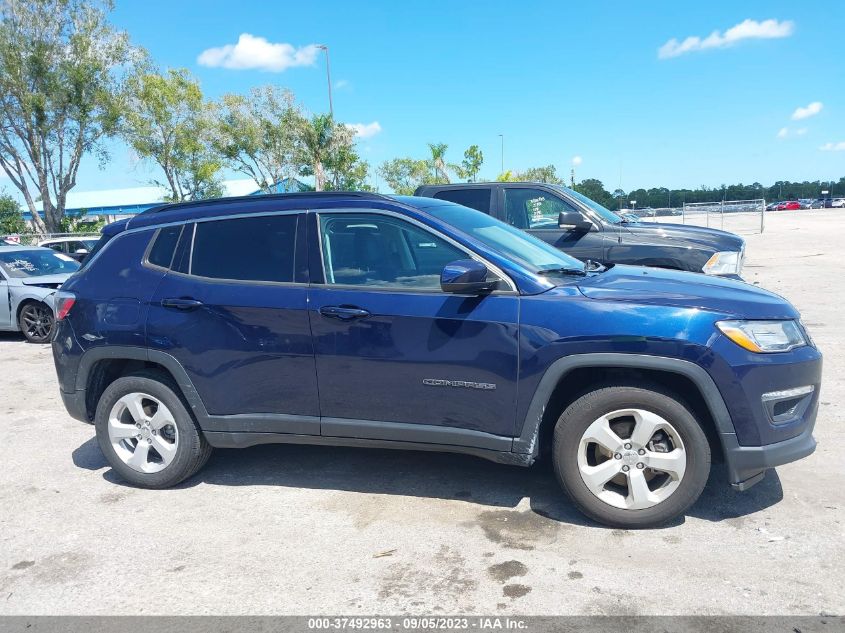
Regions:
[[20, 303, 54, 342], [577, 408, 687, 510], [107, 392, 179, 474]]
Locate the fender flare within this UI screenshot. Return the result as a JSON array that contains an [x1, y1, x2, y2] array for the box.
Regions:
[[511, 353, 735, 455], [74, 345, 211, 423]]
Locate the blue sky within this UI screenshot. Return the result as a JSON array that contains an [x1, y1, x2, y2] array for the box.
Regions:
[[15, 0, 845, 194]]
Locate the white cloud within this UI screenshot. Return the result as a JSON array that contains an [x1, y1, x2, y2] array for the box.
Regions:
[[197, 34, 320, 72], [777, 126, 808, 139], [791, 101, 823, 120], [571, 155, 583, 166], [819, 141, 845, 151], [335, 79, 350, 90], [658, 18, 794, 59], [348, 121, 382, 139]]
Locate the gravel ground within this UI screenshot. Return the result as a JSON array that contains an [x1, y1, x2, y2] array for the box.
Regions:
[[0, 209, 842, 616]]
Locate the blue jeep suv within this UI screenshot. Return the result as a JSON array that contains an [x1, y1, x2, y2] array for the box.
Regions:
[[51, 192, 822, 528]]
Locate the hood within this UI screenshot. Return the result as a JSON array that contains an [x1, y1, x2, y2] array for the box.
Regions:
[[17, 273, 73, 289], [576, 265, 797, 319], [621, 222, 744, 252]]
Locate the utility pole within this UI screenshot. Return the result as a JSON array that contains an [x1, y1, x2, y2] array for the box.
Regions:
[[317, 45, 333, 118], [498, 134, 504, 174]]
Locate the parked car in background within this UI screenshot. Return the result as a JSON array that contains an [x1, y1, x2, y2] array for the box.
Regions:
[[810, 199, 833, 209], [414, 182, 746, 278], [38, 236, 100, 262], [832, 198, 845, 208], [52, 192, 820, 528], [782, 201, 801, 211], [621, 212, 641, 222], [765, 202, 780, 211], [0, 245, 80, 342]]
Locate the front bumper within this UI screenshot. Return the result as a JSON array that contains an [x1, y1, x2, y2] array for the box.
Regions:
[[721, 401, 817, 489]]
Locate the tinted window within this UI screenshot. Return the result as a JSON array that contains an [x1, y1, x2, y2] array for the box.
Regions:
[[147, 226, 182, 268], [504, 188, 577, 229], [191, 214, 297, 283], [320, 213, 469, 289], [433, 188, 492, 212]]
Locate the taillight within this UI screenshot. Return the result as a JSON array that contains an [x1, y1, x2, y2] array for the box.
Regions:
[[55, 292, 76, 320]]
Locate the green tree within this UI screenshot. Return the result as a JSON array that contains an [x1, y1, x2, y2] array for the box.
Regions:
[[496, 170, 519, 182], [0, 191, 26, 234], [378, 158, 433, 194], [121, 68, 222, 202], [324, 125, 371, 191], [427, 142, 455, 183], [519, 165, 563, 184], [574, 178, 615, 209], [213, 86, 300, 192], [0, 0, 138, 233], [456, 145, 483, 182], [495, 165, 562, 184]]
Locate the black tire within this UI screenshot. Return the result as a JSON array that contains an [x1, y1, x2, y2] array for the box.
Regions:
[[553, 384, 711, 529], [19, 301, 54, 343], [94, 371, 212, 488]]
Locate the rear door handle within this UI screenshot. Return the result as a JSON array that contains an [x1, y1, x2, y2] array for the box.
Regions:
[[161, 297, 204, 310], [319, 305, 371, 320]]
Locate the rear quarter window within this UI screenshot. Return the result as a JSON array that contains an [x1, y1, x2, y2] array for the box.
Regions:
[[146, 225, 183, 269], [433, 188, 493, 213]]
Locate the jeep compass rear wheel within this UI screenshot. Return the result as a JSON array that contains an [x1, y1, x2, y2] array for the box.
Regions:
[[553, 385, 710, 528], [95, 372, 212, 488]]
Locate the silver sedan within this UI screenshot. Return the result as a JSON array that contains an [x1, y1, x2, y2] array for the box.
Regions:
[[0, 246, 80, 343]]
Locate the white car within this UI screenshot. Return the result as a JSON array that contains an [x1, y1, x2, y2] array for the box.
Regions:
[[832, 198, 845, 208], [0, 245, 80, 343], [38, 236, 100, 262]]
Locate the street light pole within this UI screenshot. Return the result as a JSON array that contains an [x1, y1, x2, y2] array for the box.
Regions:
[[317, 45, 333, 118], [498, 134, 504, 174]]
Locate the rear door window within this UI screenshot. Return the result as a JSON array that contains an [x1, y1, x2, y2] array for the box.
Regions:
[[432, 188, 493, 213], [190, 214, 298, 283]]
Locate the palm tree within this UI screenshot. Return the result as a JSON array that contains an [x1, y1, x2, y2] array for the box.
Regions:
[[427, 143, 452, 183], [297, 114, 336, 191]]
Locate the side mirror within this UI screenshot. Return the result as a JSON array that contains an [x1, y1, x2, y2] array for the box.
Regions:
[[440, 259, 496, 294], [74, 248, 88, 255], [558, 211, 592, 232]]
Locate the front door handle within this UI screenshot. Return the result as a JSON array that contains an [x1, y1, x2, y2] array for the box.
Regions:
[[319, 305, 371, 321], [161, 297, 204, 310]]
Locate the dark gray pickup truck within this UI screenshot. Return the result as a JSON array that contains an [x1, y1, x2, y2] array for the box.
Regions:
[[414, 182, 745, 277]]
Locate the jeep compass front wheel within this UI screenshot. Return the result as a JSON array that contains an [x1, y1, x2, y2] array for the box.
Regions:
[[94, 372, 212, 488], [553, 385, 711, 528]]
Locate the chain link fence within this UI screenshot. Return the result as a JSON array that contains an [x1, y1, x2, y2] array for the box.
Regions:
[[675, 199, 767, 234], [2, 232, 101, 247]]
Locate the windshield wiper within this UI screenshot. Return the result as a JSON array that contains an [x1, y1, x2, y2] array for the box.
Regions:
[[537, 267, 587, 276]]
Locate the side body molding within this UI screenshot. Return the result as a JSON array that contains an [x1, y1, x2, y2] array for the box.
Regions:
[[513, 353, 736, 455]]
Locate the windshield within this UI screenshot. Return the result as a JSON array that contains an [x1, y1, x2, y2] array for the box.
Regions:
[[552, 185, 624, 224], [0, 249, 80, 278], [412, 199, 585, 273]]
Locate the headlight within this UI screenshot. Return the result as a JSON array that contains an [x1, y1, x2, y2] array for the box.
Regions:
[[702, 250, 742, 276], [716, 320, 807, 353]]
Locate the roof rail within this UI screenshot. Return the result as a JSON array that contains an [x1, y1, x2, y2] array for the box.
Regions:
[[139, 191, 390, 215]]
